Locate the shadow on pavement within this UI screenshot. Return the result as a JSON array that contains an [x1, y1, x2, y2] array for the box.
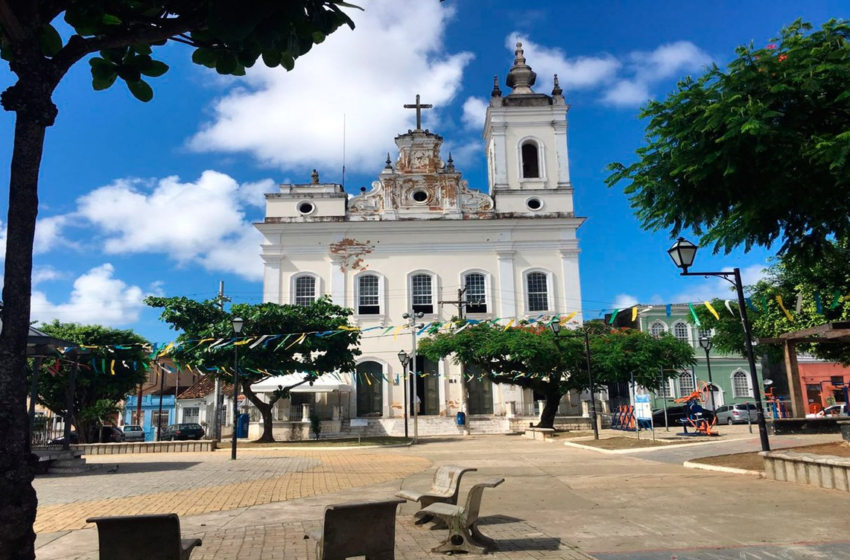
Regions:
[[39, 462, 202, 478], [496, 537, 562, 552]]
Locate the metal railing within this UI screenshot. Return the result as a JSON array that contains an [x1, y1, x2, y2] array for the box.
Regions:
[[31, 425, 67, 448]]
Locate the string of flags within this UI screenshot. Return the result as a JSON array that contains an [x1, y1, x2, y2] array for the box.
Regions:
[[603, 290, 850, 326]]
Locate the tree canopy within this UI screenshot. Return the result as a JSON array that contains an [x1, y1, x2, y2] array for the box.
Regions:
[[418, 322, 695, 428], [0, 3, 361, 555], [33, 321, 149, 443], [606, 19, 850, 263], [145, 296, 361, 442]]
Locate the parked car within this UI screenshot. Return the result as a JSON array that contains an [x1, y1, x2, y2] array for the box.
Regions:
[[98, 426, 126, 443], [806, 404, 849, 418], [121, 424, 145, 442], [161, 423, 205, 441], [651, 405, 715, 428], [715, 403, 758, 425], [48, 431, 78, 445]]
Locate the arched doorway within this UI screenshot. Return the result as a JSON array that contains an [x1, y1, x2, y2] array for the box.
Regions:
[[465, 364, 493, 415], [356, 361, 383, 417], [411, 356, 440, 415], [702, 383, 724, 410]]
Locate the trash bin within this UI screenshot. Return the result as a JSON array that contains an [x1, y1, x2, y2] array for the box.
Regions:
[[237, 413, 250, 439], [456, 412, 466, 426]]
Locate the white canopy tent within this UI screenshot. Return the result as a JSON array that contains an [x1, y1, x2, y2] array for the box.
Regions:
[[251, 373, 353, 393]]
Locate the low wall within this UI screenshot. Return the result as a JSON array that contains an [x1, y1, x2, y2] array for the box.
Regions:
[[247, 420, 342, 441], [73, 440, 214, 455], [762, 450, 850, 491], [769, 418, 842, 435]]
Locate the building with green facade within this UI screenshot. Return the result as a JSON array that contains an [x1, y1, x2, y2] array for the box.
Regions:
[[613, 304, 764, 412]]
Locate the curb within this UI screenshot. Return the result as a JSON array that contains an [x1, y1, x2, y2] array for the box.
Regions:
[[232, 442, 414, 452], [563, 436, 748, 454], [683, 460, 764, 478]]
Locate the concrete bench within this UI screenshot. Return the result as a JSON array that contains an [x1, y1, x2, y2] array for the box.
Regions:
[[396, 465, 477, 524], [85, 513, 201, 559], [307, 499, 404, 560], [416, 478, 505, 554], [523, 428, 555, 441]]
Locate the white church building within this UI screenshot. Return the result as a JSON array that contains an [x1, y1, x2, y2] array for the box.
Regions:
[[254, 44, 587, 436]]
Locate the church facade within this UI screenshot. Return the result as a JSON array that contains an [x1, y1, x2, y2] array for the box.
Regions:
[[256, 44, 585, 426]]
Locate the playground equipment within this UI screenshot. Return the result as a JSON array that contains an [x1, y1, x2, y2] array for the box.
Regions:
[[764, 383, 790, 419], [610, 405, 636, 431], [674, 381, 718, 437]]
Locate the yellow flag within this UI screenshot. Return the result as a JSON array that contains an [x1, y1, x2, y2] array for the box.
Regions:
[[703, 301, 720, 320], [776, 295, 794, 322], [631, 307, 638, 321], [503, 319, 515, 331], [560, 311, 578, 324], [392, 325, 405, 340], [284, 333, 307, 350], [110, 360, 116, 376]]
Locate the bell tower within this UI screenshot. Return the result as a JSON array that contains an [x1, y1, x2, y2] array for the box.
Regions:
[[484, 42, 573, 216]]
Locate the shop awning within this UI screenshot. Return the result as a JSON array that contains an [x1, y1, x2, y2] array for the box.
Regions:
[[251, 373, 353, 393]]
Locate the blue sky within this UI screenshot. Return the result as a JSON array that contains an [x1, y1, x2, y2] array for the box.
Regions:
[[0, 0, 845, 342]]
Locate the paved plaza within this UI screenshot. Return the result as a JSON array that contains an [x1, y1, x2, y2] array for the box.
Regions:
[[34, 433, 850, 559]]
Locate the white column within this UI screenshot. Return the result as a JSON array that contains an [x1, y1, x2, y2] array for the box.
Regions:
[[491, 122, 509, 190], [497, 250, 517, 318], [261, 255, 283, 304], [438, 358, 447, 414], [560, 247, 583, 322], [553, 119, 571, 188], [330, 259, 346, 306]]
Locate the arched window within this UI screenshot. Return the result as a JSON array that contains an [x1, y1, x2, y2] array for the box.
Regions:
[[521, 142, 540, 178], [464, 273, 487, 314], [357, 274, 380, 315], [411, 274, 433, 314], [673, 322, 689, 343], [732, 371, 752, 398], [679, 372, 695, 396], [650, 322, 667, 338], [526, 272, 549, 312], [356, 361, 383, 417], [294, 276, 316, 306]]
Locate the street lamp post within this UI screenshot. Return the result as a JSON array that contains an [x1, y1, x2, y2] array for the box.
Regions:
[[397, 350, 410, 439], [549, 322, 599, 440], [667, 237, 770, 452], [402, 311, 424, 444], [231, 316, 244, 460], [699, 334, 715, 412]]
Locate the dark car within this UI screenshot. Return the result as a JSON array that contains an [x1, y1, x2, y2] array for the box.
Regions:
[[651, 405, 715, 428], [161, 423, 205, 441], [97, 426, 125, 443], [49, 431, 78, 445]]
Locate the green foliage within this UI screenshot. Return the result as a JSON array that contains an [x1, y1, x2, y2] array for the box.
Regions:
[[1, 1, 360, 102], [418, 322, 695, 395], [33, 321, 149, 442], [607, 19, 850, 263], [690, 240, 850, 364], [144, 296, 361, 386]]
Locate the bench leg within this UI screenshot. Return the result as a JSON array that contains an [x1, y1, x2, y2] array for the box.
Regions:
[[471, 522, 497, 548], [431, 525, 487, 555]]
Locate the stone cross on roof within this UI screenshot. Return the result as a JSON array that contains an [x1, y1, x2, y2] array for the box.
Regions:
[[403, 94, 433, 130]]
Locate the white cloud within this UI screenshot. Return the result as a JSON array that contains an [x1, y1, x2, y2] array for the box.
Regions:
[[505, 35, 621, 93], [32, 265, 64, 285], [501, 34, 709, 108], [612, 293, 640, 309], [188, 0, 474, 174], [671, 264, 768, 304], [0, 216, 75, 259], [74, 171, 267, 280], [30, 264, 146, 327], [461, 97, 488, 130]]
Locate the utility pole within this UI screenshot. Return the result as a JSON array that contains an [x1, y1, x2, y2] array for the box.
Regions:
[[439, 288, 471, 435], [213, 281, 230, 443], [403, 311, 424, 444]]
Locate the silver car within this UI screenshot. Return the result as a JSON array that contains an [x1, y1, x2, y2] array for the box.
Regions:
[[714, 404, 758, 425], [121, 424, 146, 442]]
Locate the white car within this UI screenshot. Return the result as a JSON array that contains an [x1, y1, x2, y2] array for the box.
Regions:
[[806, 404, 849, 418], [121, 424, 146, 442]]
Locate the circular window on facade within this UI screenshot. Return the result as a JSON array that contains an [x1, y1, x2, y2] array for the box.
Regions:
[[526, 197, 543, 211], [411, 190, 429, 203], [298, 201, 315, 215]]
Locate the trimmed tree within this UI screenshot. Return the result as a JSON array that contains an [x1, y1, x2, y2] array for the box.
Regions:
[[33, 321, 149, 443], [145, 296, 360, 443], [0, 3, 358, 556], [418, 321, 695, 429], [606, 19, 850, 263]]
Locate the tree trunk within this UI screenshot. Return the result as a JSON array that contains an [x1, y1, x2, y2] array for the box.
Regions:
[[536, 389, 562, 429], [0, 109, 51, 559], [240, 382, 276, 443]]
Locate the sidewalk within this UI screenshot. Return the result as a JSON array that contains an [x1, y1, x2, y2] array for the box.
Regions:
[[35, 434, 850, 559]]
